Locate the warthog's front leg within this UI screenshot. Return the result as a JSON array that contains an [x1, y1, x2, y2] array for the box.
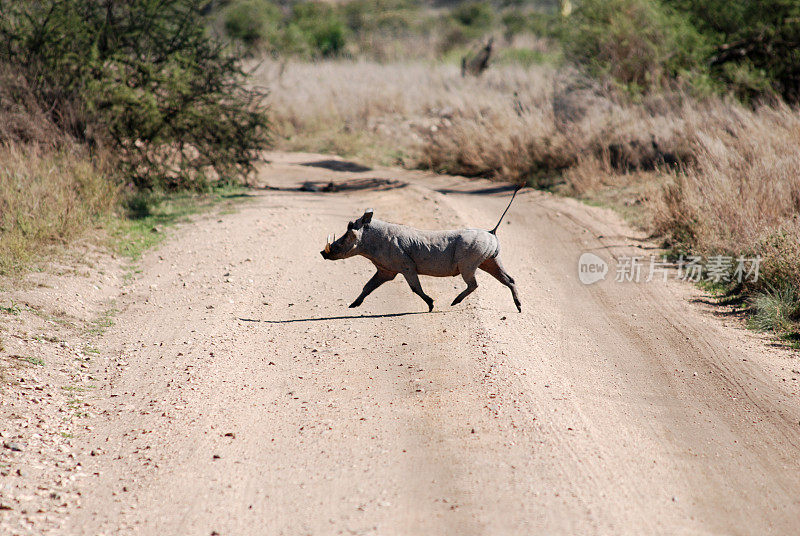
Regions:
[[401, 270, 434, 312], [350, 269, 397, 308]]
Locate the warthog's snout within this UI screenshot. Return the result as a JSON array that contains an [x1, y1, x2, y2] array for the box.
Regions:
[[320, 234, 333, 259], [320, 201, 522, 312]]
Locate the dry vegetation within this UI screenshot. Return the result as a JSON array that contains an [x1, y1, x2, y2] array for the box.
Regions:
[[0, 145, 118, 275], [652, 104, 800, 302], [260, 59, 800, 335], [260, 60, 696, 183], [0, 66, 118, 276]]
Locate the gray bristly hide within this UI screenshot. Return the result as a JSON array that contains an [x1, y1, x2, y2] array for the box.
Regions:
[[320, 209, 522, 312]]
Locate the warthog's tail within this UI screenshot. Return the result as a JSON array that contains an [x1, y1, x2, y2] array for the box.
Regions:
[[490, 184, 524, 235]]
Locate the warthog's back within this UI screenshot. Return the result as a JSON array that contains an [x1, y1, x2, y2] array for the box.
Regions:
[[363, 220, 499, 277]]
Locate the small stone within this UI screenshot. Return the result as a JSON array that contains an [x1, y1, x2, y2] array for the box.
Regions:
[[4, 441, 23, 452]]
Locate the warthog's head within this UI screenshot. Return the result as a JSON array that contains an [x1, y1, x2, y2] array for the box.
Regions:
[[320, 209, 373, 261]]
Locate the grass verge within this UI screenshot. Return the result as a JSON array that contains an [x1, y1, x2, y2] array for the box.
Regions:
[[0, 144, 253, 355], [108, 186, 253, 262]]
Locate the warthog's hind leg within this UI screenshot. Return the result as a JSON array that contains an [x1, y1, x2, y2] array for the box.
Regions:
[[479, 256, 522, 312], [350, 269, 397, 308]]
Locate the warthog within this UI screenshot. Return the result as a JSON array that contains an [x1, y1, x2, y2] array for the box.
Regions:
[[320, 188, 522, 312]]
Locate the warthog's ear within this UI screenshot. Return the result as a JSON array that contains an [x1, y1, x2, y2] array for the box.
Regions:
[[362, 209, 373, 225]]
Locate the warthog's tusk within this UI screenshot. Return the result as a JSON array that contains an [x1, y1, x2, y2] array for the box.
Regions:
[[324, 234, 332, 253]]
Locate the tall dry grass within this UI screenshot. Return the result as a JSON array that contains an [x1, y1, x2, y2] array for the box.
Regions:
[[260, 60, 474, 161], [259, 60, 697, 182], [0, 145, 118, 275], [261, 59, 800, 334], [653, 104, 800, 300], [654, 105, 800, 250]]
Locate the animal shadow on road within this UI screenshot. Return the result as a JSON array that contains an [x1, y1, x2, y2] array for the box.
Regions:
[[239, 310, 448, 324], [300, 159, 372, 172], [436, 184, 519, 196]]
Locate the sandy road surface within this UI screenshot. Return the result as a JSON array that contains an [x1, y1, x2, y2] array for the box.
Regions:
[[69, 153, 800, 535]]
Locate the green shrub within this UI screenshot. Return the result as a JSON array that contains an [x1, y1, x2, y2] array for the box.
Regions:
[[311, 19, 347, 57], [662, 0, 746, 38], [561, 0, 710, 92], [717, 61, 773, 103], [292, 3, 348, 57], [713, 21, 800, 104], [664, 0, 800, 103], [0, 0, 270, 191], [452, 2, 495, 29], [224, 0, 282, 48], [750, 285, 800, 336]]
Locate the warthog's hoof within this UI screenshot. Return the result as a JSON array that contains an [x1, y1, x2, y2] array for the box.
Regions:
[[349, 301, 362, 308]]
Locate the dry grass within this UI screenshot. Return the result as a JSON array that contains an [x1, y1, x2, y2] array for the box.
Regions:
[[0, 66, 66, 147], [259, 60, 469, 163], [653, 104, 800, 252], [0, 145, 118, 275], [261, 59, 800, 334], [259, 60, 696, 182]]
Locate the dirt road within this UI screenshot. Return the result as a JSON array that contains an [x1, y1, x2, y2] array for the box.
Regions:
[[69, 153, 800, 535]]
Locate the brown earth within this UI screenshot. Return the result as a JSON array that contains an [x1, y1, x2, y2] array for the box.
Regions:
[[3, 152, 800, 535]]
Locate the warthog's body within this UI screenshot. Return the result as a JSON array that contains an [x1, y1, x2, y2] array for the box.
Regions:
[[359, 221, 498, 278], [320, 191, 522, 312]]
